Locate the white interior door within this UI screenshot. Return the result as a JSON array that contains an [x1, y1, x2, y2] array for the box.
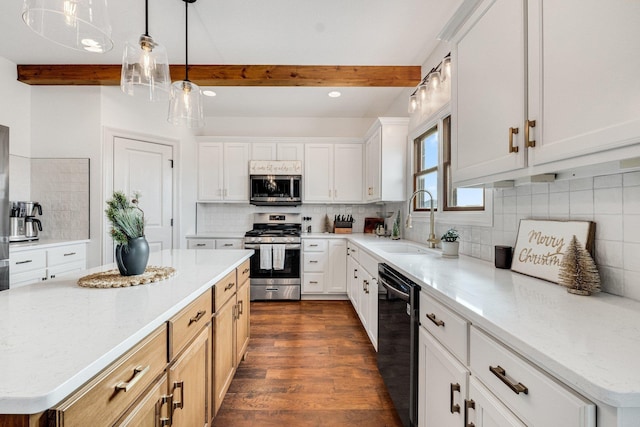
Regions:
[[113, 137, 173, 255]]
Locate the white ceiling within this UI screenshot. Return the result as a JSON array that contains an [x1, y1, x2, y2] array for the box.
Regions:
[[0, 0, 463, 118]]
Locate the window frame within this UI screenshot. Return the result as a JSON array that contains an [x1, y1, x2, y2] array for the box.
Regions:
[[413, 125, 439, 212], [407, 103, 493, 227]]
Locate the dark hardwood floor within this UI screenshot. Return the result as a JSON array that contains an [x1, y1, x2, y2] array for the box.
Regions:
[[212, 301, 403, 427]]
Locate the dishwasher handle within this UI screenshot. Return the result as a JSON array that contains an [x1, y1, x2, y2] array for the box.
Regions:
[[379, 276, 410, 301]]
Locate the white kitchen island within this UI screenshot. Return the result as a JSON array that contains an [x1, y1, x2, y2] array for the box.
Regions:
[[0, 248, 252, 421]]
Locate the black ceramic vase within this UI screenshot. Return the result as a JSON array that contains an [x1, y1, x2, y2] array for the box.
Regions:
[[115, 237, 150, 276]]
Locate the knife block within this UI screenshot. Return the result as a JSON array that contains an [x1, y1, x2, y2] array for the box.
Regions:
[[333, 221, 353, 234]]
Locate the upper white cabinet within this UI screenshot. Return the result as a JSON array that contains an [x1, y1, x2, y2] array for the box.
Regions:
[[250, 142, 304, 162], [452, 0, 527, 184], [364, 118, 409, 202], [198, 142, 250, 202], [304, 143, 363, 203], [527, 0, 640, 166], [451, 0, 640, 185]]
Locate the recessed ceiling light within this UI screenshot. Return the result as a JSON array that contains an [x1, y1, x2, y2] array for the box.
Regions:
[[328, 91, 341, 98], [202, 90, 217, 97]]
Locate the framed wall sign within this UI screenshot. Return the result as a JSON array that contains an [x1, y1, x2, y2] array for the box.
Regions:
[[511, 219, 595, 283]]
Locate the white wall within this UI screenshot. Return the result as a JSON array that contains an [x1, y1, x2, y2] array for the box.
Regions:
[[30, 86, 102, 266]]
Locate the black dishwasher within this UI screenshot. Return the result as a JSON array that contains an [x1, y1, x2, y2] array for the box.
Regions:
[[377, 263, 420, 427]]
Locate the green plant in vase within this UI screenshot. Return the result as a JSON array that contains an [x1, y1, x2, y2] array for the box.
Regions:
[[391, 210, 401, 240], [105, 191, 149, 276], [440, 228, 460, 257]]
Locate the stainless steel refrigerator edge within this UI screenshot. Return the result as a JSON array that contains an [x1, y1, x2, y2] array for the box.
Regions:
[[0, 125, 9, 290]]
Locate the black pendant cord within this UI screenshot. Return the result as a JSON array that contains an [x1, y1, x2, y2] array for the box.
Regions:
[[144, 0, 149, 37], [184, 0, 189, 82]]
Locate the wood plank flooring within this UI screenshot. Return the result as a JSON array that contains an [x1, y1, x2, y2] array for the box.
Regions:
[[212, 301, 403, 427]]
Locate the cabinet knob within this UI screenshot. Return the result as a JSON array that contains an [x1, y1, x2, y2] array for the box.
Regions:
[[508, 127, 519, 153]]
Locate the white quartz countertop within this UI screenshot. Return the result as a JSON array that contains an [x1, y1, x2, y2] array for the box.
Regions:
[[0, 248, 253, 414], [185, 233, 244, 239], [9, 239, 90, 252], [348, 235, 640, 408]]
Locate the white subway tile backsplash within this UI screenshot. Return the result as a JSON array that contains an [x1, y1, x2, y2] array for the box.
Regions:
[[624, 215, 640, 243], [549, 180, 570, 193], [595, 240, 623, 268], [503, 196, 516, 214], [594, 174, 622, 189], [594, 188, 623, 215], [569, 190, 593, 216], [623, 171, 640, 187], [624, 270, 640, 301], [600, 266, 624, 296], [569, 177, 593, 191], [549, 192, 570, 217], [594, 214, 623, 241], [623, 242, 640, 272], [623, 186, 640, 214], [531, 194, 549, 218]]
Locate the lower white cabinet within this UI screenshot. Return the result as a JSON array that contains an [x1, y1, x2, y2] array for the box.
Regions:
[[417, 290, 596, 427], [301, 238, 346, 295], [418, 328, 469, 427], [187, 238, 243, 250], [346, 242, 379, 349], [10, 242, 87, 288]]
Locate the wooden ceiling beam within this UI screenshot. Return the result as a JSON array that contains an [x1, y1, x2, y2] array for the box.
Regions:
[[16, 64, 421, 87]]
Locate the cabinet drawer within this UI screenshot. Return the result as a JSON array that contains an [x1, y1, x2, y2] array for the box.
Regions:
[[10, 250, 46, 274], [49, 326, 167, 427], [303, 273, 324, 293], [359, 249, 379, 278], [303, 239, 327, 252], [168, 289, 212, 359], [237, 259, 250, 285], [347, 243, 360, 262], [10, 268, 47, 288], [420, 292, 468, 364], [187, 239, 215, 249], [470, 327, 595, 427], [49, 260, 86, 280], [214, 269, 237, 312], [47, 244, 86, 267], [303, 252, 326, 272], [215, 239, 243, 249]]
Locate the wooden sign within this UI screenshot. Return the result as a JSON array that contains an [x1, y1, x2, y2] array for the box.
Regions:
[[249, 160, 302, 175], [511, 219, 595, 283]]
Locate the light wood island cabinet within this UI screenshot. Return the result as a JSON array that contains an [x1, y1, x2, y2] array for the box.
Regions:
[[1, 257, 251, 427]]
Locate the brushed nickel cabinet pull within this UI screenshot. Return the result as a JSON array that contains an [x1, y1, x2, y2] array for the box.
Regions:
[[196, 243, 206, 247], [450, 383, 461, 413], [172, 381, 184, 410], [489, 365, 529, 394], [508, 127, 519, 153], [15, 260, 33, 265], [63, 252, 76, 256], [309, 281, 318, 284], [464, 398, 475, 427], [309, 260, 319, 263], [224, 282, 235, 291], [309, 244, 319, 247], [188, 309, 207, 326], [525, 119, 536, 147], [426, 313, 445, 327], [223, 243, 233, 247], [115, 365, 150, 392]]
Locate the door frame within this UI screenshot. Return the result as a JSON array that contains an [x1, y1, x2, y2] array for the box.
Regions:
[[102, 127, 180, 264]]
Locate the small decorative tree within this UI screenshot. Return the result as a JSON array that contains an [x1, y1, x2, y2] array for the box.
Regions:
[[558, 235, 600, 296]]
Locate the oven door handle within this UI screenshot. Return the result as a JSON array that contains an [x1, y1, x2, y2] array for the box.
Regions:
[[379, 277, 410, 301], [244, 243, 301, 250]]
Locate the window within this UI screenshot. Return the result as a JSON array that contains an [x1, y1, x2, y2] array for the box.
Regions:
[[412, 115, 484, 212], [413, 125, 439, 211], [441, 116, 484, 211]]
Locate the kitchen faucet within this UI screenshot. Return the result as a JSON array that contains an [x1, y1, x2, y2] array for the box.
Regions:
[[406, 189, 439, 248]]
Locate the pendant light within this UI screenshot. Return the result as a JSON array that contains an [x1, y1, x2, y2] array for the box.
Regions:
[[168, 0, 204, 128], [22, 0, 113, 53], [121, 0, 171, 100]]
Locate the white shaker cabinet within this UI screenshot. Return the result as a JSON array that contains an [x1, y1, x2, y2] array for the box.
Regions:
[[301, 238, 347, 295], [526, 0, 640, 167], [418, 328, 469, 427], [250, 142, 303, 162], [452, 0, 527, 184], [364, 118, 408, 202], [452, 0, 640, 186], [197, 142, 249, 202], [466, 377, 527, 427], [304, 143, 363, 203]]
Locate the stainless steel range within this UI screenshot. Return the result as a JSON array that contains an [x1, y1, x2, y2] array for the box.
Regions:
[[244, 213, 301, 301]]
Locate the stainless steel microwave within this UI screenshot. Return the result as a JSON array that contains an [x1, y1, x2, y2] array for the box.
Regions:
[[249, 175, 302, 206]]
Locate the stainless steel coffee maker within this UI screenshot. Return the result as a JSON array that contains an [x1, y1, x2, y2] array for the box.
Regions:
[[10, 201, 42, 242]]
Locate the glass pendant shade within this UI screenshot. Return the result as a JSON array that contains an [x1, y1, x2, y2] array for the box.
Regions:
[[442, 57, 452, 82], [22, 0, 113, 53], [168, 80, 205, 128], [429, 71, 441, 89], [121, 35, 171, 101], [417, 82, 429, 103], [408, 94, 419, 113]]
